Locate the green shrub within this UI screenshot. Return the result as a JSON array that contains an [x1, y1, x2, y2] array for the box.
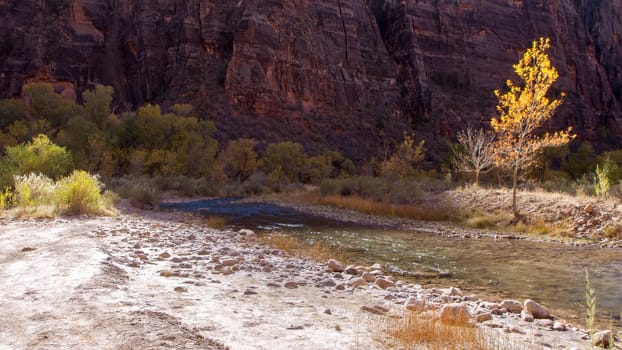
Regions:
[[56, 170, 106, 215], [573, 174, 596, 197], [379, 134, 425, 179], [5, 134, 73, 179], [0, 158, 16, 189], [0, 187, 15, 210], [239, 172, 277, 195], [152, 175, 222, 197], [0, 99, 27, 129], [594, 157, 621, 198], [128, 182, 161, 209], [22, 82, 82, 127], [82, 84, 113, 127], [594, 164, 611, 198], [219, 138, 261, 182], [261, 141, 306, 183]]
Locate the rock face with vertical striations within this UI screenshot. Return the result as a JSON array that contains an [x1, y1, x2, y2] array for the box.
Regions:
[[0, 0, 621, 159]]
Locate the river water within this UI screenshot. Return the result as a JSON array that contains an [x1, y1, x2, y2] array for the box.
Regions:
[[162, 198, 622, 323]]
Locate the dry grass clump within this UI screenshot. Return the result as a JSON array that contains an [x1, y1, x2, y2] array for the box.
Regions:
[[512, 218, 570, 237], [603, 223, 622, 240], [385, 310, 547, 350], [259, 234, 347, 263], [308, 194, 451, 222], [465, 213, 504, 229], [387, 310, 487, 350]]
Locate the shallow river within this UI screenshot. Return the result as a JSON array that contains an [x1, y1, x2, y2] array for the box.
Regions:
[[162, 198, 622, 323]]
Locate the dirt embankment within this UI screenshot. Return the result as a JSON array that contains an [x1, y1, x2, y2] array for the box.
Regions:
[[0, 206, 604, 349]]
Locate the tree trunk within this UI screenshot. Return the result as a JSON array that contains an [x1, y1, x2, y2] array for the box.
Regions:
[[512, 166, 519, 220], [475, 170, 480, 187]]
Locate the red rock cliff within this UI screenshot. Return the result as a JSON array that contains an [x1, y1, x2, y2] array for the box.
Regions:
[[0, 0, 620, 159]]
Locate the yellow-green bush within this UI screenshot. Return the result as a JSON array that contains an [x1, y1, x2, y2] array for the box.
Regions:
[[5, 134, 73, 180], [261, 141, 305, 183], [9, 171, 116, 216], [56, 170, 108, 215], [379, 134, 425, 179], [0, 187, 15, 210], [219, 138, 261, 182]]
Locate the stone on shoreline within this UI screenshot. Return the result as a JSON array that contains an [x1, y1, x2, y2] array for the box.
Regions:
[[443, 286, 463, 297], [521, 310, 534, 322], [360, 305, 386, 315], [535, 319, 553, 327], [474, 312, 493, 323], [222, 259, 238, 266], [553, 321, 566, 331], [524, 299, 550, 319], [327, 259, 344, 272], [361, 272, 376, 282], [373, 278, 395, 290], [344, 265, 359, 275], [592, 330, 614, 348], [351, 278, 367, 289], [499, 300, 522, 313], [370, 263, 382, 270], [284, 282, 298, 289]]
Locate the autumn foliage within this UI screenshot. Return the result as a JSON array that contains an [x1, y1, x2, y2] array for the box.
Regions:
[[491, 37, 574, 218]]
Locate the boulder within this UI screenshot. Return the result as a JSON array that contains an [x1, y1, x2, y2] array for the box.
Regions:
[[553, 322, 566, 331], [443, 286, 463, 297], [523, 299, 550, 319], [373, 278, 396, 290], [351, 278, 367, 289], [521, 310, 534, 322], [535, 319, 554, 328], [327, 259, 344, 272], [474, 312, 493, 323], [592, 330, 614, 348], [499, 300, 522, 313], [221, 259, 238, 266], [344, 265, 359, 275], [361, 272, 376, 282]]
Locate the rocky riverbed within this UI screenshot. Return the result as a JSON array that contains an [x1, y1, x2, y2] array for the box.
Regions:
[[0, 205, 617, 349]]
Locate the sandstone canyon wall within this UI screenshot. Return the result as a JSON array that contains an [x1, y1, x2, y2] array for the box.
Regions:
[[0, 0, 620, 159]]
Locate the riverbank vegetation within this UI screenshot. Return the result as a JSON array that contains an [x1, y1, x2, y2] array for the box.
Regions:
[[0, 38, 621, 243], [1, 80, 621, 237]]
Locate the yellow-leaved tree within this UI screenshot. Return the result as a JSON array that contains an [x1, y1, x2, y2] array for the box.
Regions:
[[491, 37, 574, 219]]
